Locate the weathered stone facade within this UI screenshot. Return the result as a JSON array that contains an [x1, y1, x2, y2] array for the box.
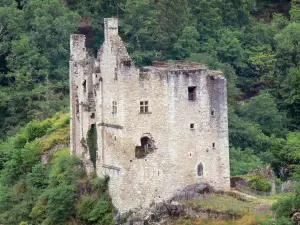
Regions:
[[70, 18, 230, 211]]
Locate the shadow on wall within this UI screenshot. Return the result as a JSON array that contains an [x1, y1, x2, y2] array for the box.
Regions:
[[87, 124, 98, 168]]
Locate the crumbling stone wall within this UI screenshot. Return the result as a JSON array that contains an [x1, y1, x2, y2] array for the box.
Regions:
[[70, 18, 230, 211]]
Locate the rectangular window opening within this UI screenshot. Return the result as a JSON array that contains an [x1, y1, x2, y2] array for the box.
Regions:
[[112, 101, 117, 114], [188, 86, 197, 101], [212, 142, 215, 148], [114, 68, 118, 81], [83, 80, 87, 93], [211, 108, 215, 116], [145, 101, 149, 113], [190, 123, 195, 129], [140, 101, 149, 114], [123, 60, 131, 67]]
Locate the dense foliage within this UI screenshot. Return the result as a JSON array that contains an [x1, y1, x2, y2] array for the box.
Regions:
[[0, 113, 115, 224], [0, 0, 300, 223], [261, 187, 300, 225], [248, 175, 272, 192], [0, 0, 80, 138]]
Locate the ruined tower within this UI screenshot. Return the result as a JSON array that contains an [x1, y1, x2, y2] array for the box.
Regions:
[[70, 18, 230, 211]]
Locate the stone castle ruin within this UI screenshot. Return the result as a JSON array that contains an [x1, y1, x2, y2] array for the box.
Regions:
[[70, 18, 230, 211]]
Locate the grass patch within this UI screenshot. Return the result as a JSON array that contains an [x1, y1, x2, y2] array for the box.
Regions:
[[175, 194, 273, 225], [39, 126, 70, 153], [173, 214, 263, 225], [258, 193, 293, 205], [185, 194, 271, 216], [51, 148, 70, 164], [46, 113, 70, 133], [171, 194, 271, 225]]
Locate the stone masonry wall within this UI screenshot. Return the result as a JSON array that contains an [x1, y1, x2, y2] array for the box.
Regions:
[[70, 18, 230, 212]]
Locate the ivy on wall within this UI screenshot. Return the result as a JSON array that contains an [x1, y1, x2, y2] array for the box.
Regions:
[[87, 124, 98, 168]]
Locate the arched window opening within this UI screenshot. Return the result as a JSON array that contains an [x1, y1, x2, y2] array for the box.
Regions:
[[197, 163, 203, 177]]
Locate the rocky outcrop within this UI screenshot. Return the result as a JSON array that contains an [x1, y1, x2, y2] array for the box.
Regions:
[[293, 212, 300, 225], [171, 183, 213, 201], [117, 201, 241, 225], [231, 166, 276, 196], [41, 143, 69, 165], [248, 166, 276, 195], [115, 183, 242, 225], [230, 176, 248, 188], [282, 180, 300, 193]]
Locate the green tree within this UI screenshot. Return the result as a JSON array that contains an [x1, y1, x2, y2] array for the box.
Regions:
[[283, 132, 300, 178], [0, 0, 80, 139], [157, 0, 194, 56], [229, 106, 272, 154], [122, 0, 161, 65], [42, 185, 76, 224], [281, 67, 300, 126], [240, 92, 288, 137], [275, 22, 300, 69], [203, 29, 246, 70], [194, 0, 222, 40], [230, 147, 264, 176], [249, 50, 277, 89], [192, 0, 255, 41], [27, 163, 49, 189], [290, 0, 300, 22], [173, 26, 200, 59]]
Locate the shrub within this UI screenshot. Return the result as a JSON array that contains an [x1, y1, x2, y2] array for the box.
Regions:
[[77, 196, 114, 224], [230, 147, 264, 176], [260, 217, 294, 225], [89, 197, 112, 222], [26, 163, 49, 189], [29, 199, 47, 224], [46, 113, 70, 133], [260, 186, 300, 224], [43, 185, 76, 224], [13, 134, 28, 149], [19, 222, 32, 225], [50, 153, 84, 186], [22, 140, 42, 169], [24, 121, 52, 143], [77, 196, 98, 221], [39, 126, 70, 152], [92, 176, 110, 194], [249, 176, 272, 192], [101, 213, 115, 225]]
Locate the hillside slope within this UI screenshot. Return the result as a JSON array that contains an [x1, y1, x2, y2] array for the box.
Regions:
[[0, 113, 115, 225]]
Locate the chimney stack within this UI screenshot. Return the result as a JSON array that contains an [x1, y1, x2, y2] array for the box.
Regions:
[[104, 18, 118, 42]]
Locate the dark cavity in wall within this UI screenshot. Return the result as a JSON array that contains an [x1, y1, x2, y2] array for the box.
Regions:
[[135, 135, 156, 159], [87, 124, 98, 169]]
